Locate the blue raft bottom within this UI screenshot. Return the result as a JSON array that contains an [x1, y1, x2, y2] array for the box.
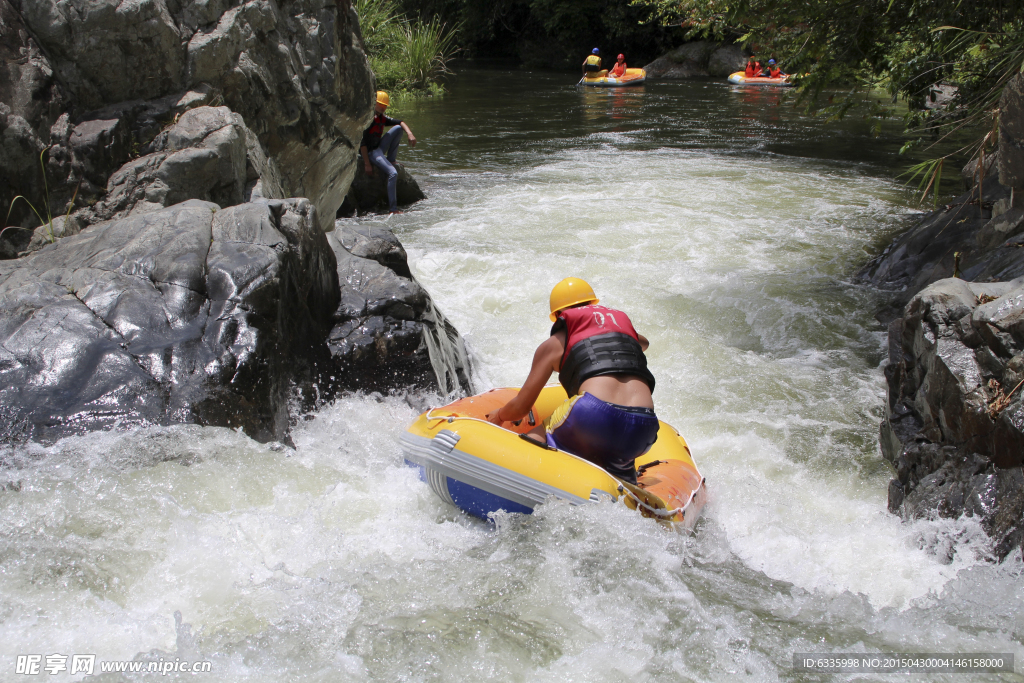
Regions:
[[407, 462, 533, 521]]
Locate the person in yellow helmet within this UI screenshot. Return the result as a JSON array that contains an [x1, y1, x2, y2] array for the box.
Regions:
[[360, 91, 418, 214], [486, 277, 658, 484]]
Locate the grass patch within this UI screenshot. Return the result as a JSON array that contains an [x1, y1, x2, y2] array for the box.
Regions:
[[356, 0, 459, 98], [2, 146, 79, 249]]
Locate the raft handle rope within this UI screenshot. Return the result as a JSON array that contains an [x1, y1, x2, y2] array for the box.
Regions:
[[617, 471, 707, 522], [617, 484, 683, 519], [636, 459, 666, 476]]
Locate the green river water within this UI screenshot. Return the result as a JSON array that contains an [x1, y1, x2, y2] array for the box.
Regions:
[[0, 68, 1020, 682]]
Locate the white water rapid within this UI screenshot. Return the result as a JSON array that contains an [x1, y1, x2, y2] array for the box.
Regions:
[[1, 71, 1020, 682]]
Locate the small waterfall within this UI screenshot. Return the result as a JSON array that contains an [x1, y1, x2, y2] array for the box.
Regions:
[[420, 294, 473, 401]]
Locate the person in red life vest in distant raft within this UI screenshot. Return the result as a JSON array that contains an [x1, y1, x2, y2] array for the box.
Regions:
[[744, 54, 761, 78], [360, 90, 417, 214], [766, 59, 785, 78], [609, 53, 627, 78], [486, 277, 659, 484]]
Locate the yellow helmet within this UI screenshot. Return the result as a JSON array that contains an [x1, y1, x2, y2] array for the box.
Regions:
[[376, 90, 390, 107], [549, 277, 599, 321]]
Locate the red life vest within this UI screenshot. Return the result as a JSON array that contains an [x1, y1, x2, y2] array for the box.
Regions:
[[553, 305, 655, 396], [559, 305, 639, 361], [745, 63, 757, 78], [366, 113, 386, 140]]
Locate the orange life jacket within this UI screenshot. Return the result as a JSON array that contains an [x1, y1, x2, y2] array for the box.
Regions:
[[610, 61, 626, 77]]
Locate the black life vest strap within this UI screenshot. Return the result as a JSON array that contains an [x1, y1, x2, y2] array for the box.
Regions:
[[558, 332, 655, 397]]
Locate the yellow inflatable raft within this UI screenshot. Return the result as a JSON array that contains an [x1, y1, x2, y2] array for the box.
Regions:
[[727, 71, 793, 86], [582, 68, 647, 87], [400, 386, 707, 529]]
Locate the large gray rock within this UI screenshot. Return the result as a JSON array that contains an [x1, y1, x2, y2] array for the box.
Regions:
[[326, 220, 470, 395], [94, 106, 248, 222], [858, 179, 1024, 318], [0, 198, 340, 444], [643, 41, 750, 79], [3, 0, 373, 235], [0, 0, 466, 447], [707, 44, 749, 77], [16, 104, 250, 256], [882, 277, 1024, 559]]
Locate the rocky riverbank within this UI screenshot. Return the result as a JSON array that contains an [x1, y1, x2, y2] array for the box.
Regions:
[[860, 74, 1024, 560], [643, 41, 749, 79], [0, 0, 468, 445]]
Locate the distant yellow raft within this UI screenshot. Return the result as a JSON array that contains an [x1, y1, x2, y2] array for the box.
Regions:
[[582, 68, 646, 87], [400, 386, 707, 529], [727, 71, 793, 86]]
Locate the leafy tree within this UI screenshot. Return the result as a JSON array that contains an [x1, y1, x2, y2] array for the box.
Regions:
[[631, 0, 1023, 185], [398, 0, 684, 66]]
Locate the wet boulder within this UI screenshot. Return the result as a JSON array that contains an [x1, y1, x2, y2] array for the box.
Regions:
[[858, 179, 1023, 318], [644, 41, 751, 79], [339, 161, 426, 216], [326, 220, 470, 395], [706, 44, 749, 77], [0, 198, 339, 444], [881, 277, 1024, 559]]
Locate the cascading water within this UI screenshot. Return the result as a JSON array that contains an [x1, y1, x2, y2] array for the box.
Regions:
[[0, 70, 1020, 682], [419, 295, 474, 401]]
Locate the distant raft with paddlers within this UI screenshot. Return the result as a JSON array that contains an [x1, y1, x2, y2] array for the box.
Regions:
[[400, 385, 707, 528], [727, 71, 793, 86], [582, 68, 647, 87]]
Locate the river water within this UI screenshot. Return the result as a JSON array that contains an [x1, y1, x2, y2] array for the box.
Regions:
[[1, 70, 1021, 681]]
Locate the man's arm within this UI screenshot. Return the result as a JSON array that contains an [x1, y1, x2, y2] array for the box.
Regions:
[[400, 121, 417, 147], [487, 335, 563, 425]]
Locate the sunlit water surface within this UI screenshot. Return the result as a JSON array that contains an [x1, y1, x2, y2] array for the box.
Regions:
[[1, 70, 1021, 682]]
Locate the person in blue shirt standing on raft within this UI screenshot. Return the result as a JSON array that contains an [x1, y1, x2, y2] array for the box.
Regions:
[[583, 48, 603, 77], [486, 277, 659, 485], [360, 90, 417, 214]]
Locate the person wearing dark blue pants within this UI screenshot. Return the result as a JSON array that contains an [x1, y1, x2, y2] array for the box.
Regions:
[[359, 91, 417, 214]]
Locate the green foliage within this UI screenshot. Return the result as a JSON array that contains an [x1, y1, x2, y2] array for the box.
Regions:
[[357, 0, 459, 94], [628, 0, 1022, 202], [630, 0, 1021, 128], [397, 0, 681, 67], [901, 157, 944, 207]]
